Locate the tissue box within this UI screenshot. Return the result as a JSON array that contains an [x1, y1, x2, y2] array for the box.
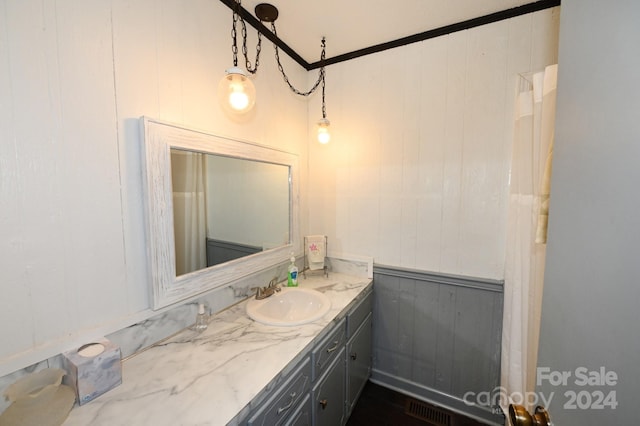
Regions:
[[62, 338, 122, 405]]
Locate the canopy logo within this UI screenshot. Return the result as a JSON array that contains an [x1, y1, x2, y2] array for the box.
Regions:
[[462, 367, 618, 412]]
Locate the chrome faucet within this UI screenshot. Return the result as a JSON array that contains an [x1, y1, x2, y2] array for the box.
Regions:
[[254, 277, 281, 300]]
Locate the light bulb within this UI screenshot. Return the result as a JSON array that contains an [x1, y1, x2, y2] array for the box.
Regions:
[[317, 118, 330, 144], [218, 66, 256, 114], [229, 90, 249, 111]]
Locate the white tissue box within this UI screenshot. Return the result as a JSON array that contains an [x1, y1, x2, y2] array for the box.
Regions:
[[62, 338, 122, 405]]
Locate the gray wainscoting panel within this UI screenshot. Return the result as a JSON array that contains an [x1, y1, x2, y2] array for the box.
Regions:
[[206, 238, 262, 267], [371, 265, 504, 425]]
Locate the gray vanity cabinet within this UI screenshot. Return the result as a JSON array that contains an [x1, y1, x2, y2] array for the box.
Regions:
[[243, 286, 373, 426], [312, 288, 373, 425]]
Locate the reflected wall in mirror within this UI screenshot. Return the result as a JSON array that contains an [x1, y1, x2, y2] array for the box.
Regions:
[[141, 117, 300, 309], [170, 149, 290, 275]]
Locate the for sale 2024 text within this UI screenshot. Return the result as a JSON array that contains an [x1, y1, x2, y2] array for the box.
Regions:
[[537, 366, 618, 410]]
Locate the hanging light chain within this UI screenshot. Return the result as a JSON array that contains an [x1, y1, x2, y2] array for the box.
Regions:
[[231, 4, 239, 66], [227, 1, 329, 122], [230, 0, 262, 74], [321, 66, 326, 119], [272, 24, 326, 98], [241, 18, 262, 74]]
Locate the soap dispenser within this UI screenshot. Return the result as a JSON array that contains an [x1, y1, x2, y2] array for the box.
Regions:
[[287, 256, 298, 287], [194, 303, 208, 331]]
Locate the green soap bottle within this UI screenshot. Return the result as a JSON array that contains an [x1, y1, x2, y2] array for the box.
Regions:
[[287, 256, 298, 287]]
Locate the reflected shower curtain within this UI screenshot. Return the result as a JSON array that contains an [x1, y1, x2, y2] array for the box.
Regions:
[[500, 64, 557, 416], [172, 151, 207, 276]]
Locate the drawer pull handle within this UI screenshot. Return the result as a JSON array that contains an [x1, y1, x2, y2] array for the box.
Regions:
[[277, 392, 297, 414], [350, 352, 357, 360], [326, 340, 339, 353], [319, 399, 328, 410]]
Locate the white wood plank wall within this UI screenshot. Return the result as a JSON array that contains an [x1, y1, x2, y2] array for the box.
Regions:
[[307, 8, 560, 280], [0, 0, 307, 376]]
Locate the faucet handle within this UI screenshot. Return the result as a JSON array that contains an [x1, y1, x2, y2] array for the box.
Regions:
[[268, 277, 280, 289]]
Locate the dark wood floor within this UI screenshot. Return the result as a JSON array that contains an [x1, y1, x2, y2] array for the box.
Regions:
[[347, 381, 488, 426]]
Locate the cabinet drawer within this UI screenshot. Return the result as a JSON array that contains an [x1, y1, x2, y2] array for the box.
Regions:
[[312, 318, 346, 380], [346, 289, 372, 338], [284, 394, 311, 426], [248, 357, 312, 426]]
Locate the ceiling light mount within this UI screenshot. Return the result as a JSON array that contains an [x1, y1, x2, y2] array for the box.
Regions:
[[255, 3, 278, 23]]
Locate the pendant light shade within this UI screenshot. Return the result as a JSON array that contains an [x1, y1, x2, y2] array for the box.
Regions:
[[317, 118, 331, 144], [218, 66, 256, 114]]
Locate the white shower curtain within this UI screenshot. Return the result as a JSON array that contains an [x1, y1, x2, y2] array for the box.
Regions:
[[172, 151, 207, 276], [500, 64, 557, 416]]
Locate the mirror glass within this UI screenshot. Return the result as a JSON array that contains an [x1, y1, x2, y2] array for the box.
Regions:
[[170, 149, 290, 275], [141, 117, 299, 309]]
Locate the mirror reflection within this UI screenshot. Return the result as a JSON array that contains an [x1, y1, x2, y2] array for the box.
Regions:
[[170, 149, 290, 276]]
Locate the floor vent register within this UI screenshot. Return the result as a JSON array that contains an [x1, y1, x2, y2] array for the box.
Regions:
[[405, 397, 453, 426]]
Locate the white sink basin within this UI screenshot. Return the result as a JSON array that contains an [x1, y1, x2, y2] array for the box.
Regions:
[[246, 287, 331, 326]]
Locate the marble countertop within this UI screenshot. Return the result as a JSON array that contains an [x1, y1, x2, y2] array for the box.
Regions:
[[63, 273, 372, 426]]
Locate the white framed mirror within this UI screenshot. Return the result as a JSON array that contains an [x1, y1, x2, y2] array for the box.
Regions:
[[140, 117, 300, 309]]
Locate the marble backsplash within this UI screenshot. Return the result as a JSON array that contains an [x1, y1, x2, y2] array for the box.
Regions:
[[0, 254, 372, 414]]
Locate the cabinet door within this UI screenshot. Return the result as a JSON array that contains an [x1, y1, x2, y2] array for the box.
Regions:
[[313, 347, 346, 426], [346, 314, 372, 414]]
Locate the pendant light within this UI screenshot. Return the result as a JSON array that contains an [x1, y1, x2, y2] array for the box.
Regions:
[[271, 32, 330, 144], [218, 0, 263, 115], [218, 66, 256, 114], [219, 1, 331, 143], [316, 61, 330, 144], [317, 118, 330, 144]]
